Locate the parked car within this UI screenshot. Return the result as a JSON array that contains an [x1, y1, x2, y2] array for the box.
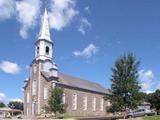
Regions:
[[126, 108, 156, 118]]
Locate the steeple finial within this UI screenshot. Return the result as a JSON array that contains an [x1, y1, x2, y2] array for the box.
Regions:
[[45, 0, 48, 10], [38, 4, 51, 42]]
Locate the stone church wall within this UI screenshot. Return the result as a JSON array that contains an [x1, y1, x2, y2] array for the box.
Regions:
[[63, 87, 108, 116]]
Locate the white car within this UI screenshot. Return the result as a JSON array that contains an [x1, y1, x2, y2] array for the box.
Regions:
[[126, 109, 156, 118]]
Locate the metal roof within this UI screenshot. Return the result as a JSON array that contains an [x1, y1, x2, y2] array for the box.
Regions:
[[41, 71, 109, 94]]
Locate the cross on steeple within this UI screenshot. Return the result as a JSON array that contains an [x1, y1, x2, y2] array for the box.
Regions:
[[44, 0, 48, 11]]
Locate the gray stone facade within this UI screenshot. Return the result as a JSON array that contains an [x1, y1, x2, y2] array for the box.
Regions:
[[24, 62, 109, 116]]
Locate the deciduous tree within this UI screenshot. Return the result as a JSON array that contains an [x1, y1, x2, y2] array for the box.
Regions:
[[0, 102, 5, 108], [48, 86, 66, 118], [107, 53, 142, 112]]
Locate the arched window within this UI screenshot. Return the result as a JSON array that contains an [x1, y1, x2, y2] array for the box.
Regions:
[[45, 46, 49, 55], [32, 80, 37, 95], [37, 46, 39, 55]]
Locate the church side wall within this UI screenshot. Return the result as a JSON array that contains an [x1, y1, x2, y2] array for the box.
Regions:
[[38, 75, 110, 116], [63, 87, 108, 116]]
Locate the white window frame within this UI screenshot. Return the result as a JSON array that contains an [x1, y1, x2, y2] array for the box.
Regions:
[[92, 97, 96, 111], [72, 94, 77, 110], [100, 99, 104, 111], [83, 96, 87, 111], [44, 87, 48, 100]]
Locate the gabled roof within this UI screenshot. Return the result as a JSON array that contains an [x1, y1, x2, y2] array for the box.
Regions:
[[41, 71, 109, 94]]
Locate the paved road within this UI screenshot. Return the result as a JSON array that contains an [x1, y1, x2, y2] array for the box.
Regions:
[[77, 117, 119, 120]]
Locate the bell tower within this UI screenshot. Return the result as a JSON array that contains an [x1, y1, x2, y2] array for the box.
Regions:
[[35, 8, 53, 61], [34, 7, 58, 74]]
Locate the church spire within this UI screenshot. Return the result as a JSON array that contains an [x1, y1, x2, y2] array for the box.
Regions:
[[35, 7, 53, 61], [38, 8, 51, 42]]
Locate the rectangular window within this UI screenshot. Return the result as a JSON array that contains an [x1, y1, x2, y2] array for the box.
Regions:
[[62, 93, 65, 104], [107, 101, 111, 107], [72, 94, 77, 110], [83, 96, 87, 111], [92, 97, 96, 111], [44, 87, 48, 99], [27, 92, 29, 103], [100, 99, 104, 111], [32, 80, 37, 95]]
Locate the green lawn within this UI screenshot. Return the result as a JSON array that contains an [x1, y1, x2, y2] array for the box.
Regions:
[[143, 115, 160, 120]]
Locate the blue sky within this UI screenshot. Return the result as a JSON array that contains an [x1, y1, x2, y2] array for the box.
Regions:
[[0, 0, 160, 103]]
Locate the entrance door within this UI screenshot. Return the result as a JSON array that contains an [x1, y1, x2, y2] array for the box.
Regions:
[[31, 102, 36, 115]]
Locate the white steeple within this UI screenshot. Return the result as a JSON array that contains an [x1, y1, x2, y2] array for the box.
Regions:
[[35, 8, 53, 61], [38, 8, 51, 41]]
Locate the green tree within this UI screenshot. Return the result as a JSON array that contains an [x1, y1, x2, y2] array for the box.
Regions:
[[48, 86, 66, 118], [8, 101, 23, 110], [147, 90, 160, 111], [107, 53, 142, 112], [0, 102, 6, 108]]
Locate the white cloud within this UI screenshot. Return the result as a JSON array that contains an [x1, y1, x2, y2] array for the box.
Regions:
[[0, 92, 7, 103], [84, 6, 90, 13], [139, 70, 154, 93], [145, 90, 154, 94], [73, 43, 98, 58], [78, 17, 91, 35], [0, 92, 23, 104], [0, 0, 14, 21], [10, 98, 23, 102], [49, 0, 78, 30], [0, 0, 79, 39], [0, 61, 21, 74], [15, 0, 41, 39]]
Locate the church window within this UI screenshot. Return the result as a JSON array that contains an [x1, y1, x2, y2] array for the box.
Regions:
[[44, 87, 48, 100], [37, 46, 39, 55], [107, 101, 111, 107], [72, 94, 77, 110], [32, 80, 37, 95], [100, 99, 104, 111], [83, 96, 87, 111], [92, 97, 96, 111], [31, 101, 36, 115], [45, 46, 49, 55], [27, 92, 29, 103], [62, 93, 65, 104]]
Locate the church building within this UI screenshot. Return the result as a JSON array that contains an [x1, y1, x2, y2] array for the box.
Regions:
[[23, 8, 109, 117]]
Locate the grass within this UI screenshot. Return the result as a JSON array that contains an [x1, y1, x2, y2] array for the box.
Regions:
[[143, 115, 160, 120]]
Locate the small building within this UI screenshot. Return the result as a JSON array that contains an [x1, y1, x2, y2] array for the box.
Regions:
[[0, 107, 22, 118], [138, 102, 151, 110]]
